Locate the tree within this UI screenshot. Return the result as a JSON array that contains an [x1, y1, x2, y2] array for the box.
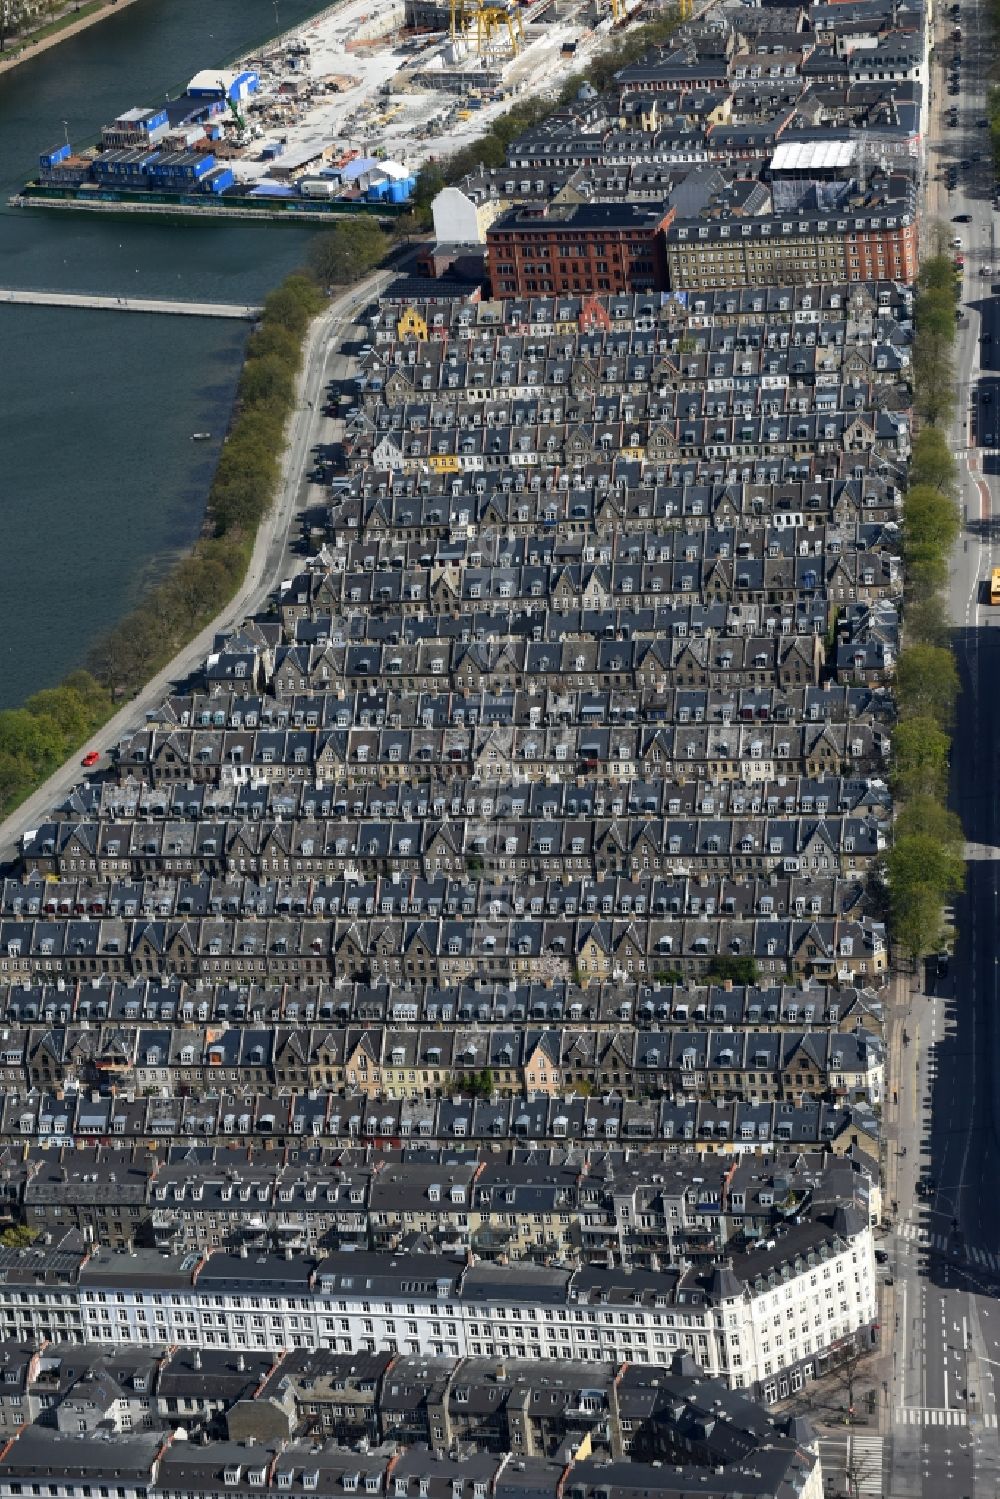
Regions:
[[905, 592, 951, 647], [246, 322, 302, 369], [261, 275, 323, 337], [914, 285, 957, 343], [706, 956, 759, 985], [904, 542, 950, 596], [391, 210, 422, 243], [239, 353, 296, 409], [307, 217, 389, 287], [908, 426, 958, 495], [919, 248, 959, 292], [895, 793, 963, 850], [413, 163, 446, 224], [892, 717, 951, 800], [0, 1226, 37, 1249], [895, 644, 960, 727], [887, 830, 965, 962], [912, 333, 957, 426]]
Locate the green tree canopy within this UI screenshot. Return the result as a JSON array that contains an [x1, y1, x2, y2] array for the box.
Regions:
[[246, 322, 302, 368], [915, 285, 957, 343], [892, 717, 951, 801], [904, 593, 951, 647], [706, 956, 759, 985], [308, 217, 389, 286], [412, 163, 446, 227], [909, 425, 958, 494], [239, 353, 297, 410], [905, 483, 960, 554], [895, 643, 960, 726], [895, 793, 964, 849], [887, 830, 965, 962]]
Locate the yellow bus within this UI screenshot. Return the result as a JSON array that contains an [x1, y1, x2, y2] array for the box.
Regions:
[[991, 567, 1000, 605]]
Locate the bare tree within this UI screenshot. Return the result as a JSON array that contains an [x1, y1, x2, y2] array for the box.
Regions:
[[830, 1337, 869, 1423]]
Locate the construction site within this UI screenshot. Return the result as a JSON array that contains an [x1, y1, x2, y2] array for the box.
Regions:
[[229, 0, 650, 180], [17, 0, 683, 218]]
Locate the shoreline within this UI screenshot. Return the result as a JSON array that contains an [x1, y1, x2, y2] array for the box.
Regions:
[[0, 0, 146, 79]]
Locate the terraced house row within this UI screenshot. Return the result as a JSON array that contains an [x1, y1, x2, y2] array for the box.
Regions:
[[0, 1087, 880, 1161], [16, 1142, 877, 1262], [0, 1015, 882, 1100]]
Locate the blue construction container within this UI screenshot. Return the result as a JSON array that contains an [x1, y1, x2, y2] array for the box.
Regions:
[[202, 166, 235, 194], [39, 144, 71, 169], [148, 150, 215, 182], [387, 178, 414, 203]]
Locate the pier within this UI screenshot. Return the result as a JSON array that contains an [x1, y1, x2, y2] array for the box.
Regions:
[[0, 288, 261, 319]]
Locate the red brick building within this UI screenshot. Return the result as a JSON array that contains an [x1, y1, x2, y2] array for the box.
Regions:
[[486, 201, 675, 299], [845, 214, 918, 282]]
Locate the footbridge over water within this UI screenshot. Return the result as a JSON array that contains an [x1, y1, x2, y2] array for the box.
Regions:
[[0, 289, 261, 319]]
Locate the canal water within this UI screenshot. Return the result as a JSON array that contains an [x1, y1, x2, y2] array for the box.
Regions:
[[0, 0, 334, 709]]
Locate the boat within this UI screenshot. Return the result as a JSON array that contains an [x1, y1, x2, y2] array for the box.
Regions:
[[191, 431, 211, 441]]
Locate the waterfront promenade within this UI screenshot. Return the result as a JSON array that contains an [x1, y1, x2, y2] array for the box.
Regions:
[[0, 289, 261, 319]]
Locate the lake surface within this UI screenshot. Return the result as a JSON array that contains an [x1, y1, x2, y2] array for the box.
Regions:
[[0, 0, 333, 708]]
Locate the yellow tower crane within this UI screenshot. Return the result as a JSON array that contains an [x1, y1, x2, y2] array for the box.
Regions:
[[473, 0, 524, 57]]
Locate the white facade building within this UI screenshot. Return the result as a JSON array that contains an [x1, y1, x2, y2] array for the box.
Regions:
[[0, 1209, 876, 1407]]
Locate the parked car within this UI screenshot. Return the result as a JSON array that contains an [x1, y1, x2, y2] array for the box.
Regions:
[[81, 751, 100, 768]]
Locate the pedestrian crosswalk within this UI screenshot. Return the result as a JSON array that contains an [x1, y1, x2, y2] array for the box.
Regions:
[[895, 1406, 981, 1426], [896, 1222, 1000, 1271], [898, 1222, 952, 1253], [848, 1434, 885, 1495]]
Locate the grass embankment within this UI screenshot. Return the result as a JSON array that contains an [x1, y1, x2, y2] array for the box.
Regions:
[[888, 244, 966, 962], [0, 221, 394, 821]]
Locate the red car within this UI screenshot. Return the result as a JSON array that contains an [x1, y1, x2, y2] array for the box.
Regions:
[[80, 750, 100, 768]]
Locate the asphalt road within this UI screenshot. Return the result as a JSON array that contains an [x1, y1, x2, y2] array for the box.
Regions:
[[0, 264, 393, 868], [886, 0, 1000, 1489]]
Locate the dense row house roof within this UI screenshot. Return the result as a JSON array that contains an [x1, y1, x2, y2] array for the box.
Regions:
[[0, 975, 883, 1028], [0, 281, 900, 1151], [17, 1143, 874, 1263], [0, 1089, 879, 1159]]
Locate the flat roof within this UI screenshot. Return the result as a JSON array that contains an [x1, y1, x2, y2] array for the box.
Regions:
[[771, 140, 856, 172]]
